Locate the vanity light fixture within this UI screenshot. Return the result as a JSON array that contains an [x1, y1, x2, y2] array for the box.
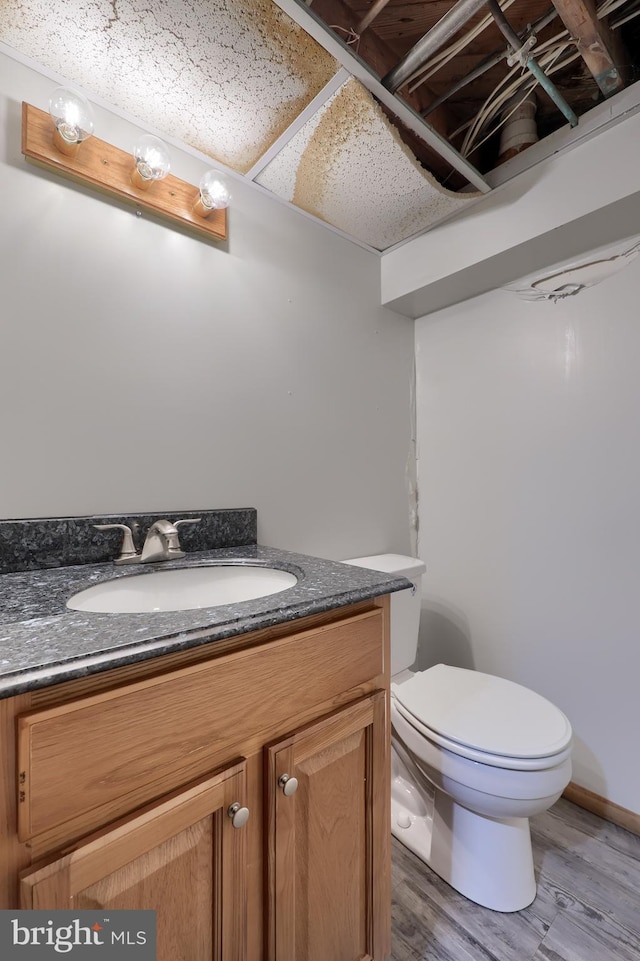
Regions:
[[22, 99, 227, 243]]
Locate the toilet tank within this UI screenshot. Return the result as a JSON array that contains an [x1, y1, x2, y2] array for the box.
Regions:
[[342, 554, 426, 675]]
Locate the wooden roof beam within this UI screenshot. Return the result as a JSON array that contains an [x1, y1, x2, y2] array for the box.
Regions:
[[355, 0, 394, 35], [551, 0, 629, 97], [309, 0, 452, 137]]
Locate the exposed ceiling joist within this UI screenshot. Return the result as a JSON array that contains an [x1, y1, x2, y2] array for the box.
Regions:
[[308, 0, 452, 133], [275, 0, 491, 191], [355, 0, 394, 34], [552, 0, 629, 96]]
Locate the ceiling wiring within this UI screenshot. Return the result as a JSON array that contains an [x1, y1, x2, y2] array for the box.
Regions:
[[459, 35, 578, 155], [597, 0, 639, 17], [461, 46, 578, 155], [329, 23, 361, 45], [611, 3, 640, 26], [441, 0, 640, 160], [421, 7, 562, 116], [410, 0, 640, 156], [409, 0, 634, 99], [457, 29, 571, 132], [462, 47, 581, 157]]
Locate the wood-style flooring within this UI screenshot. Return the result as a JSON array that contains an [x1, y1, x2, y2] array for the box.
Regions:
[[391, 798, 640, 961]]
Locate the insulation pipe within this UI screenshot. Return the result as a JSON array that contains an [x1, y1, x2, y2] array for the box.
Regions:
[[382, 0, 490, 92], [487, 0, 578, 127]]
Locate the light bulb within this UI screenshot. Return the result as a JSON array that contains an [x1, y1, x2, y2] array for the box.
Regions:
[[199, 172, 230, 209], [48, 87, 94, 156], [194, 171, 230, 218], [131, 135, 170, 190]]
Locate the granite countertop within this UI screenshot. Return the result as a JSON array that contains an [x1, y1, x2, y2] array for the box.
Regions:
[[0, 545, 409, 699]]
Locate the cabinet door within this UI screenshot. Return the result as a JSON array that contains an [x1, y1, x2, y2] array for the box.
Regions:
[[266, 692, 389, 961], [20, 760, 248, 961]]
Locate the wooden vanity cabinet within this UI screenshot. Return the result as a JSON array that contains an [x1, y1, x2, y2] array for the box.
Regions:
[[20, 760, 248, 961], [0, 597, 391, 961], [266, 692, 388, 961]]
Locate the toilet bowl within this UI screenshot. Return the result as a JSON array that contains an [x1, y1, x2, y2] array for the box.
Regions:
[[343, 554, 573, 912], [391, 664, 572, 911]]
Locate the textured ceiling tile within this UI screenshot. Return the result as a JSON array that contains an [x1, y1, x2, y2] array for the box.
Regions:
[[256, 78, 480, 250], [0, 0, 338, 172]]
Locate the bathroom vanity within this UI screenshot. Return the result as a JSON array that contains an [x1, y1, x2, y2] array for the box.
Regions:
[[0, 512, 408, 961]]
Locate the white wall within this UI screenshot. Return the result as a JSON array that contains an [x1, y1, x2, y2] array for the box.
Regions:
[[415, 267, 640, 812], [0, 53, 415, 560]]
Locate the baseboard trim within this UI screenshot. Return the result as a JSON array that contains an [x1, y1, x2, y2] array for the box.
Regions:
[[563, 782, 640, 837]]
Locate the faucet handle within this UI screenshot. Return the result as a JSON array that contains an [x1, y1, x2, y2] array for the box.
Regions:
[[94, 524, 140, 565], [173, 517, 202, 532]]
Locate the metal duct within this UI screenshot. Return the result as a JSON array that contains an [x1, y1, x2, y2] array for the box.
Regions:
[[382, 0, 490, 93]]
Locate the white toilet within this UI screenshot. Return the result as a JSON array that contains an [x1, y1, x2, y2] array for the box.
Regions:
[[343, 553, 573, 913]]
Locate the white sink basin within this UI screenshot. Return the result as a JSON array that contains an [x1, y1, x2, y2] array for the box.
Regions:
[[67, 565, 298, 614]]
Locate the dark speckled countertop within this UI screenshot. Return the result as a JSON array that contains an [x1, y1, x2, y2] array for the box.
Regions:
[[0, 545, 409, 699]]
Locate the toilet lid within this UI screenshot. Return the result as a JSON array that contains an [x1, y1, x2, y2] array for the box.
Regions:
[[393, 664, 572, 759]]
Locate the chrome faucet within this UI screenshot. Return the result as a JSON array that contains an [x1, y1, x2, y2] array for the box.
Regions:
[[95, 517, 201, 565], [140, 519, 185, 563]]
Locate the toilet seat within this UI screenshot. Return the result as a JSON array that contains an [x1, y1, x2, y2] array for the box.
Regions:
[[392, 664, 572, 772]]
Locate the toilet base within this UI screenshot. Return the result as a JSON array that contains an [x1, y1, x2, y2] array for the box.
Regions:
[[392, 773, 536, 912]]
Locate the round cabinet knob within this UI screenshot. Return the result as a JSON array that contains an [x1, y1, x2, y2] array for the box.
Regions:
[[278, 774, 299, 797], [227, 802, 250, 829]]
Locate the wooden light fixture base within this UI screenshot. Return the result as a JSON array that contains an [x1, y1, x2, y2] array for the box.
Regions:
[[22, 103, 227, 243]]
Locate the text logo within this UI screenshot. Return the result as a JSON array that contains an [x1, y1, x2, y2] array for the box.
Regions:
[[0, 911, 156, 958]]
